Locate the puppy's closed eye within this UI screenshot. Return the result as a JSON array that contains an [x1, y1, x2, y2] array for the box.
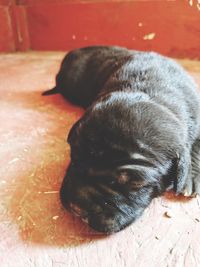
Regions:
[[117, 172, 146, 187]]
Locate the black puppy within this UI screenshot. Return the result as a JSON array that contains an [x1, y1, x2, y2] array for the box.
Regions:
[[43, 46, 200, 233]]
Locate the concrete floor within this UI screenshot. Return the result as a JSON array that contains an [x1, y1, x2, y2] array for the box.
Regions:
[[0, 52, 200, 267]]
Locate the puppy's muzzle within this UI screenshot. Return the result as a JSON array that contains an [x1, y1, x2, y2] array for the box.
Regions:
[[69, 203, 89, 224]]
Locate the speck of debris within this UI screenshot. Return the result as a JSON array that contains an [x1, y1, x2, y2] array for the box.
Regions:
[[155, 236, 160, 240], [143, 33, 156, 40], [29, 173, 35, 178], [52, 215, 59, 220], [17, 216, 22, 221], [8, 158, 20, 164], [164, 211, 173, 218], [195, 218, 200, 222], [44, 191, 59, 194]]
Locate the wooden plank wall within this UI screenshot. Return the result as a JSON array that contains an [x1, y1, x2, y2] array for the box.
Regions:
[[0, 0, 200, 58], [0, 0, 15, 52], [0, 0, 29, 51]]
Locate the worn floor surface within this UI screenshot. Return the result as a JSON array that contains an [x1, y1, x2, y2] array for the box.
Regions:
[[0, 52, 200, 267]]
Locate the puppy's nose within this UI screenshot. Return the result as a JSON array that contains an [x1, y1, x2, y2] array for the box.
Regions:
[[81, 217, 89, 224], [69, 203, 88, 222], [69, 203, 82, 216]]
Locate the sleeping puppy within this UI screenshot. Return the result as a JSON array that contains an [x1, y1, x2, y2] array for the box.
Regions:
[[43, 46, 200, 233]]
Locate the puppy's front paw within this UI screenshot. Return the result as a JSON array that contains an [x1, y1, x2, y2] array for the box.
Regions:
[[182, 176, 200, 197]]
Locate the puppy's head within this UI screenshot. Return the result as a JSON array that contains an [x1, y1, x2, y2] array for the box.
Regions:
[[61, 92, 189, 233]]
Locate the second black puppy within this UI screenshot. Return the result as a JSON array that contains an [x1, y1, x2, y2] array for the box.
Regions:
[[44, 46, 200, 233]]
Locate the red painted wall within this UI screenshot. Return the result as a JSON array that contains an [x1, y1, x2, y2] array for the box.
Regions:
[[0, 0, 200, 58], [0, 0, 15, 52]]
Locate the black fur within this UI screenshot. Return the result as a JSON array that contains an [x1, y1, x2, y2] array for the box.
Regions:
[[44, 46, 200, 233]]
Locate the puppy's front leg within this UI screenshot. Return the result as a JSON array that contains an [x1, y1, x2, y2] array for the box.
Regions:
[[183, 138, 200, 197]]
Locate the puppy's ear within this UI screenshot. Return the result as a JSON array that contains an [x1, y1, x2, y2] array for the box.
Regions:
[[173, 148, 191, 194]]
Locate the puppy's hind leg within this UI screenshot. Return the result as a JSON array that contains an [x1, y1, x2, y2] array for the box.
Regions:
[[183, 138, 200, 197]]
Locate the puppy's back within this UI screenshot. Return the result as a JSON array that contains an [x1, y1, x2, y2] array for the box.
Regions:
[[45, 46, 132, 107]]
